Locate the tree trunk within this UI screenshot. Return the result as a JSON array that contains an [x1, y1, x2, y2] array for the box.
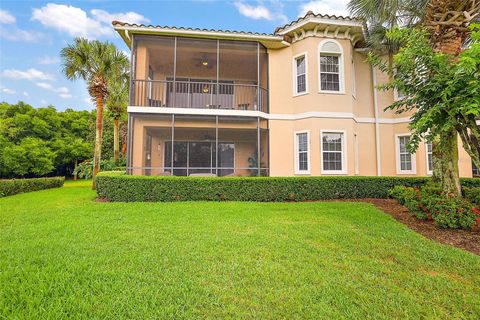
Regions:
[[431, 138, 442, 184], [438, 128, 461, 197], [113, 117, 119, 162], [92, 95, 104, 189]]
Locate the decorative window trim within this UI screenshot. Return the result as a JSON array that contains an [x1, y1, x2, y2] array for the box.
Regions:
[[320, 129, 347, 175], [293, 52, 308, 96], [395, 134, 416, 174], [425, 141, 433, 175], [318, 39, 345, 94], [294, 130, 310, 175]]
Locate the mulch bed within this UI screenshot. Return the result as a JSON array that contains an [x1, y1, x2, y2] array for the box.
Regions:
[[349, 199, 480, 256]]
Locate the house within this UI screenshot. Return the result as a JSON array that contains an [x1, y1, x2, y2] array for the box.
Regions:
[[113, 11, 474, 177]]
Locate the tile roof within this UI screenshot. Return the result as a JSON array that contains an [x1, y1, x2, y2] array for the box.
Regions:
[[111, 21, 276, 37], [274, 11, 364, 34]]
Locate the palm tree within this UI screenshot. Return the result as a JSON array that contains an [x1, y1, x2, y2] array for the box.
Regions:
[[106, 74, 129, 162], [347, 0, 479, 196], [61, 38, 129, 189]]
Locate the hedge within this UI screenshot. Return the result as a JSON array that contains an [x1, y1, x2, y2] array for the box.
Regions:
[[464, 187, 480, 205], [95, 171, 479, 202], [0, 177, 65, 198]]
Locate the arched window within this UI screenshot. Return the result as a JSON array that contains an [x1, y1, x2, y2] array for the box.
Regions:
[[318, 40, 344, 93]]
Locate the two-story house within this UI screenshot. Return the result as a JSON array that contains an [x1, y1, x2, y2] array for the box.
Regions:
[[113, 11, 474, 177]]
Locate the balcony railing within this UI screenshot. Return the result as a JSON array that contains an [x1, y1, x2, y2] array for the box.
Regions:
[[131, 79, 268, 113]]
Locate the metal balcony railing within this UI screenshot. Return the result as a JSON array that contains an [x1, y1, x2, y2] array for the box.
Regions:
[[131, 79, 268, 113]]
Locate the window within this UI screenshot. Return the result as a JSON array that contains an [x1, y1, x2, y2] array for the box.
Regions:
[[396, 135, 416, 174], [472, 161, 479, 177], [294, 54, 307, 95], [394, 89, 406, 101], [295, 131, 310, 174], [321, 131, 346, 174], [426, 141, 433, 175], [319, 41, 343, 93]]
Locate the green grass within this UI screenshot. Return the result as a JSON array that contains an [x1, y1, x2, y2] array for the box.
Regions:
[[1, 180, 479, 319]]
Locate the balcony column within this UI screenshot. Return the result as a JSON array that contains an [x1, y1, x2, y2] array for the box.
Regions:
[[171, 114, 175, 174], [257, 117, 261, 177], [257, 42, 260, 111], [173, 37, 177, 107], [215, 115, 218, 176]]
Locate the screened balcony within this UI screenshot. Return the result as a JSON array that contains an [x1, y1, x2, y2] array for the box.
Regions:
[[128, 114, 269, 176], [131, 35, 269, 112]]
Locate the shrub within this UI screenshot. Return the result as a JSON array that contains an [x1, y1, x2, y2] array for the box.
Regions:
[[389, 185, 478, 230], [96, 173, 434, 202], [0, 177, 64, 198], [74, 159, 126, 179], [463, 187, 480, 205]]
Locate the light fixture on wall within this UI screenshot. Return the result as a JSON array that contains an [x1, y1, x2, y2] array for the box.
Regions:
[[202, 85, 209, 93]]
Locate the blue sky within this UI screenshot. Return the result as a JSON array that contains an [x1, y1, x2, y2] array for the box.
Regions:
[[0, 0, 350, 111]]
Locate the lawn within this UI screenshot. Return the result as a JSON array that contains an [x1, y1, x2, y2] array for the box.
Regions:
[[1, 181, 479, 319]]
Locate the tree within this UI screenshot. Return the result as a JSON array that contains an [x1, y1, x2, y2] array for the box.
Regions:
[[347, 0, 479, 196], [61, 38, 129, 188], [105, 73, 129, 162], [0, 102, 94, 179]]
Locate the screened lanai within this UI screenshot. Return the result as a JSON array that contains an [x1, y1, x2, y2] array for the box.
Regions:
[[127, 114, 269, 176]]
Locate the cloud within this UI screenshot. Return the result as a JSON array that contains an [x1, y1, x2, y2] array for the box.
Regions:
[[0, 26, 44, 42], [2, 68, 55, 81], [32, 3, 149, 39], [23, 91, 29, 96], [38, 56, 59, 65], [298, 0, 349, 17], [0, 9, 16, 24], [234, 1, 287, 22], [90, 9, 150, 25], [36, 82, 72, 99], [1, 87, 16, 94], [40, 99, 48, 105]]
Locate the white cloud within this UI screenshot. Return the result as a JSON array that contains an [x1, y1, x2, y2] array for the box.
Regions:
[[23, 91, 29, 96], [0, 27, 43, 42], [2, 87, 16, 94], [234, 1, 287, 22], [31, 3, 149, 39], [2, 68, 55, 81], [298, 0, 349, 17], [90, 9, 150, 25], [0, 9, 16, 24], [38, 56, 59, 65], [36, 82, 72, 99], [40, 99, 48, 105]]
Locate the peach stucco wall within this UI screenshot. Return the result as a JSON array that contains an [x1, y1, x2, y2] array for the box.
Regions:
[[128, 33, 473, 178]]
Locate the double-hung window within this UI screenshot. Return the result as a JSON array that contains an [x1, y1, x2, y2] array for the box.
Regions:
[[294, 54, 307, 95], [396, 135, 416, 174], [426, 141, 433, 175], [295, 131, 310, 174], [319, 41, 343, 93], [321, 131, 346, 174]]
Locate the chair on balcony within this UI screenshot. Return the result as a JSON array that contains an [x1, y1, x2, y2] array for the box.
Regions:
[[148, 98, 162, 107]]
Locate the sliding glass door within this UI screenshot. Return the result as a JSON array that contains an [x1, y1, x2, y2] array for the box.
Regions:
[[164, 141, 234, 176]]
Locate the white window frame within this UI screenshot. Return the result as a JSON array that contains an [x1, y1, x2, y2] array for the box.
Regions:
[[293, 52, 308, 96], [394, 88, 406, 101], [294, 130, 310, 175], [425, 141, 433, 175], [395, 134, 416, 174], [318, 39, 345, 94], [320, 129, 347, 175]]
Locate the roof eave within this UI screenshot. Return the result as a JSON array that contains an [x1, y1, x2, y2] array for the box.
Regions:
[[113, 24, 287, 49]]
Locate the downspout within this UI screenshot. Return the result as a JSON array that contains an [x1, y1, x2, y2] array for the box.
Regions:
[[372, 66, 381, 176]]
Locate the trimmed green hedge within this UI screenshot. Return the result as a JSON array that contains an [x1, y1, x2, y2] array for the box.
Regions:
[[0, 177, 65, 198], [96, 172, 479, 202], [464, 187, 480, 205]]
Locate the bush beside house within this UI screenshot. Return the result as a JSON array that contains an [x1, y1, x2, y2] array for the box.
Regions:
[[96, 171, 480, 202], [389, 185, 480, 230], [0, 177, 65, 197]]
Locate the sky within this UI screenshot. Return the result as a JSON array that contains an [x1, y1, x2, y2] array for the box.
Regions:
[[0, 0, 350, 111]]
